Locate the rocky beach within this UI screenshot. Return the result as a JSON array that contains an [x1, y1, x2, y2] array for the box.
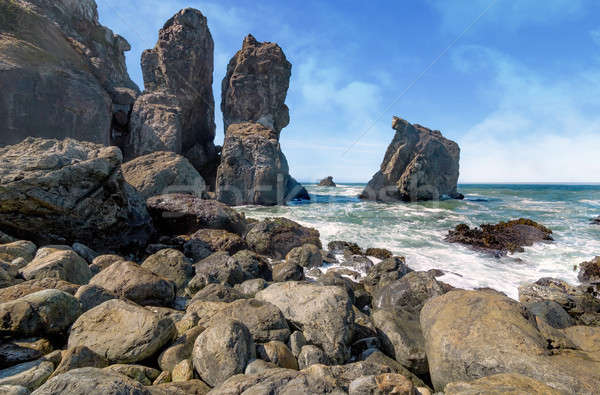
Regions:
[[0, 1, 599, 394]]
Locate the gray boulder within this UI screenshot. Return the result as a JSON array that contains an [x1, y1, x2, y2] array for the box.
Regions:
[[74, 284, 116, 312], [191, 283, 244, 303], [272, 262, 305, 282], [141, 249, 194, 294], [360, 116, 462, 202], [68, 299, 175, 364], [286, 244, 323, 268], [444, 373, 564, 395], [318, 176, 336, 187], [157, 325, 204, 373], [49, 346, 108, 380], [362, 256, 412, 294], [0, 358, 55, 391], [245, 217, 321, 259], [19, 248, 91, 285], [0, 138, 153, 252], [0, 338, 52, 369], [0, 279, 78, 304], [297, 345, 329, 369]]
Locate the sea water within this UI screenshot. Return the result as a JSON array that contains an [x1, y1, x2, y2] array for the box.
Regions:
[[238, 184, 600, 299]]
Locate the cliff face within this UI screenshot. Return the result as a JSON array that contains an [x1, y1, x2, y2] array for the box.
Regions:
[[361, 117, 462, 202], [0, 0, 138, 148], [128, 8, 218, 187]]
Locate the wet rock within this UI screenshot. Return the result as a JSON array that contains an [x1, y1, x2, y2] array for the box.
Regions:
[[297, 345, 329, 369], [360, 116, 462, 202], [122, 151, 206, 199], [90, 261, 175, 307], [362, 256, 412, 294], [185, 229, 247, 255], [141, 249, 194, 294], [0, 338, 52, 369], [19, 248, 91, 285], [245, 218, 321, 259], [318, 176, 336, 187], [129, 8, 217, 184], [68, 299, 175, 364], [104, 364, 160, 386], [328, 241, 363, 255], [256, 281, 354, 364], [216, 123, 309, 205], [191, 283, 244, 303], [49, 346, 108, 380], [365, 248, 393, 260], [74, 284, 117, 312], [0, 290, 80, 337], [444, 373, 564, 395], [257, 341, 298, 370], [272, 262, 305, 282], [286, 244, 323, 268], [577, 256, 600, 284], [192, 319, 255, 387], [446, 218, 553, 255], [146, 194, 247, 236], [0, 279, 78, 304], [32, 367, 150, 395], [0, 139, 153, 252]]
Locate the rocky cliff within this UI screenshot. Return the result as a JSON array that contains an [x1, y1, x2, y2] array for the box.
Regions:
[[128, 8, 218, 187], [360, 117, 462, 202], [0, 0, 138, 148]]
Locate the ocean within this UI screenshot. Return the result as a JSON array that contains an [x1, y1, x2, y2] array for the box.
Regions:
[[237, 184, 600, 299]]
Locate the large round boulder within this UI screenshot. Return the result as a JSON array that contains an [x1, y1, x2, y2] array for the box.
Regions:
[[140, 249, 194, 293], [245, 218, 321, 259], [19, 248, 91, 285]]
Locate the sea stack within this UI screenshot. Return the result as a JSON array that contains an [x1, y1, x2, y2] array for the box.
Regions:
[[318, 177, 337, 187], [128, 8, 218, 187], [216, 35, 308, 205], [360, 116, 462, 202]]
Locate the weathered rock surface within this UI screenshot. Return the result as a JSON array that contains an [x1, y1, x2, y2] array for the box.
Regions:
[[49, 346, 108, 380], [257, 341, 298, 370], [286, 244, 323, 268], [0, 138, 153, 252], [19, 248, 91, 285], [0, 241, 36, 266], [0, 279, 78, 304], [68, 299, 175, 364], [446, 218, 553, 255], [591, 216, 600, 225], [32, 367, 150, 395], [74, 284, 116, 312], [360, 116, 462, 202], [104, 364, 160, 386], [245, 217, 321, 259], [186, 229, 247, 255], [216, 123, 309, 205], [149, 379, 210, 395], [256, 282, 354, 363], [221, 34, 291, 134], [578, 256, 600, 284], [421, 289, 600, 393], [348, 373, 417, 395], [128, 8, 218, 184], [191, 283, 244, 303], [362, 256, 412, 294], [122, 151, 206, 199], [0, 0, 138, 149], [318, 176, 336, 187], [444, 373, 564, 395], [192, 319, 255, 387], [141, 249, 194, 294], [0, 338, 52, 369], [0, 357, 55, 391], [297, 345, 329, 369], [147, 194, 246, 236], [272, 262, 305, 282], [90, 261, 175, 306], [158, 325, 204, 372]]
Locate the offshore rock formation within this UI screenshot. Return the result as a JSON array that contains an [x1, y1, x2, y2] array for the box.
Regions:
[[318, 176, 336, 187], [592, 216, 600, 225], [216, 123, 308, 206], [360, 117, 462, 202], [0, 0, 139, 148], [128, 8, 218, 187], [0, 138, 153, 252], [221, 34, 291, 135]]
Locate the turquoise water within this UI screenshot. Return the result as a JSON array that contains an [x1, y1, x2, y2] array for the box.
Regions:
[[238, 184, 600, 299]]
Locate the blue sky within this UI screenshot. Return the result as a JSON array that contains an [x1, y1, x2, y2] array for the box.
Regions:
[[97, 0, 600, 183]]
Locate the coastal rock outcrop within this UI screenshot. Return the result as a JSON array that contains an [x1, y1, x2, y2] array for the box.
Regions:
[[0, 138, 153, 253], [446, 218, 553, 255], [318, 176, 336, 187], [591, 216, 600, 225], [0, 0, 139, 148], [360, 116, 462, 201], [128, 8, 218, 185], [578, 256, 600, 284]]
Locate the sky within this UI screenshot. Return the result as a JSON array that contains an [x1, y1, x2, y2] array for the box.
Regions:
[[97, 0, 600, 183]]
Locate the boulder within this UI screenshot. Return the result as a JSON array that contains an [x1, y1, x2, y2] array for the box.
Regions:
[[228, 250, 272, 282], [244, 359, 279, 375], [0, 279, 78, 304], [68, 299, 175, 364], [257, 341, 298, 370], [149, 379, 210, 395], [0, 242, 37, 265], [0, 290, 80, 337], [31, 367, 150, 395], [146, 194, 246, 236], [191, 252, 243, 289], [19, 248, 91, 285], [297, 345, 329, 369], [90, 261, 175, 307], [286, 244, 323, 268], [577, 256, 600, 284], [360, 116, 462, 202], [591, 216, 600, 225], [364, 351, 430, 389], [74, 284, 116, 312], [89, 254, 123, 275], [444, 373, 564, 395], [525, 300, 575, 329], [221, 34, 291, 135], [71, 243, 97, 264], [192, 319, 255, 387], [245, 218, 321, 259], [328, 241, 363, 255], [234, 278, 268, 298], [215, 123, 309, 205], [318, 176, 336, 187], [365, 248, 393, 260], [0, 338, 52, 369], [191, 283, 244, 303], [158, 326, 204, 372], [348, 373, 417, 395], [128, 8, 217, 184], [0, 385, 28, 395], [288, 331, 307, 357], [256, 282, 354, 364], [49, 346, 108, 379], [122, 151, 206, 199], [141, 249, 194, 293], [446, 219, 553, 255], [171, 359, 194, 382], [206, 299, 290, 343], [0, 138, 153, 252], [362, 256, 412, 294], [0, 358, 55, 391], [301, 361, 399, 391], [420, 289, 600, 393], [104, 364, 160, 386], [272, 262, 305, 282], [185, 229, 247, 255]]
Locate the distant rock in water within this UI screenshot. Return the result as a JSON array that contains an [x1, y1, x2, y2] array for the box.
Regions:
[[221, 34, 291, 135], [0, 0, 138, 148], [128, 8, 218, 187], [0, 138, 153, 253], [445, 218, 553, 256], [216, 123, 308, 205], [592, 216, 600, 225], [360, 116, 462, 202], [318, 177, 336, 187], [216, 35, 308, 206]]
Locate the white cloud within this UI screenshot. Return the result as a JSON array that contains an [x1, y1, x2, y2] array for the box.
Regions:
[[452, 45, 600, 182]]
